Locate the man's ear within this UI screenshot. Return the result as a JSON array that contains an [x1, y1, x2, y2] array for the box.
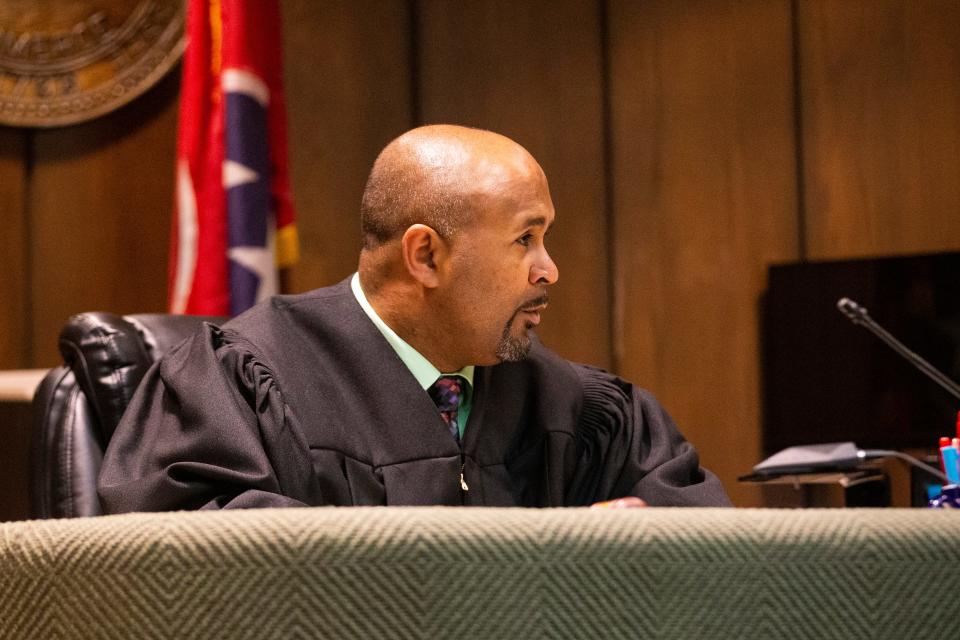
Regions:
[[401, 224, 447, 288]]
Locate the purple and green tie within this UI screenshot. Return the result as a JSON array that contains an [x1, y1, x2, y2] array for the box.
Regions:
[[429, 375, 462, 443]]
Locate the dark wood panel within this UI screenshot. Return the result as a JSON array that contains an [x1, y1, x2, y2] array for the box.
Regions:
[[282, 0, 414, 292], [417, 0, 611, 369], [0, 401, 34, 522], [0, 127, 28, 369], [608, 0, 799, 506], [29, 72, 180, 367], [799, 0, 960, 259]]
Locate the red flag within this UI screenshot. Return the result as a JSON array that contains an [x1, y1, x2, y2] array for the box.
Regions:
[[169, 0, 298, 316]]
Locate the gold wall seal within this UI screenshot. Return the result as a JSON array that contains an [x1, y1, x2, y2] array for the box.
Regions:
[[0, 0, 185, 128]]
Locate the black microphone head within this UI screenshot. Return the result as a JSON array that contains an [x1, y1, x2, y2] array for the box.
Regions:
[[837, 297, 869, 324]]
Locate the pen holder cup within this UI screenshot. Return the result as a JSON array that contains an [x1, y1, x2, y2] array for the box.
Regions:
[[927, 484, 960, 508]]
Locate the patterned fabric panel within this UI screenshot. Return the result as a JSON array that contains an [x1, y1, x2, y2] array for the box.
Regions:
[[2, 508, 959, 639]]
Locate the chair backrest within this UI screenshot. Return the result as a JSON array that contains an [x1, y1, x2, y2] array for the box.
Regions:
[[30, 312, 224, 519]]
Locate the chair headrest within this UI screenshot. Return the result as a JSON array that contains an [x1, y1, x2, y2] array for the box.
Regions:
[[57, 312, 223, 443]]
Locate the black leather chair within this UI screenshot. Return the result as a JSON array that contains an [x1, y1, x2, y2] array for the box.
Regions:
[[30, 312, 224, 519]]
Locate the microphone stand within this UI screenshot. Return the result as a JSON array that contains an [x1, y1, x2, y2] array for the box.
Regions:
[[836, 297, 960, 402]]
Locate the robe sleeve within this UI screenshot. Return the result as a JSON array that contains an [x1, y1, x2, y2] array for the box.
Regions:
[[98, 324, 323, 513], [567, 365, 732, 507]]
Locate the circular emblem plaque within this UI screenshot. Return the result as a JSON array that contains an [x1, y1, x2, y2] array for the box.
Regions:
[[0, 0, 185, 128]]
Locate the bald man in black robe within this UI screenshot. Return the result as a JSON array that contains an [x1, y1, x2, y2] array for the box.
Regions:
[[99, 125, 730, 511]]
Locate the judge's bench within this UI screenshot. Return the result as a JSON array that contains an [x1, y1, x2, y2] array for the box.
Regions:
[[2, 506, 959, 638]]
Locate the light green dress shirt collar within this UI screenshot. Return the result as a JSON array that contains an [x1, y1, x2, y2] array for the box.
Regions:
[[350, 273, 475, 392]]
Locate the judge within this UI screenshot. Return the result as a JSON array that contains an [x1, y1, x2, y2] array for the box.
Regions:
[[98, 125, 731, 511]]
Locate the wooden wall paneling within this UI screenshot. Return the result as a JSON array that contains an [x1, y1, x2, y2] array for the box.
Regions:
[[799, 0, 960, 259], [282, 0, 414, 292], [608, 0, 799, 506], [0, 127, 32, 521], [0, 127, 28, 369], [29, 72, 180, 367], [416, 0, 612, 369]]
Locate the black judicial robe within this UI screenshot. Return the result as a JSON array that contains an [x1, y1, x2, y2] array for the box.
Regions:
[[98, 280, 731, 512]]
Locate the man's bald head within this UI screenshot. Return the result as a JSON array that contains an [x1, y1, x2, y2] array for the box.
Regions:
[[360, 125, 540, 249]]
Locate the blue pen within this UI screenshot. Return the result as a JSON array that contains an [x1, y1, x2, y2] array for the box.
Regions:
[[940, 445, 960, 485]]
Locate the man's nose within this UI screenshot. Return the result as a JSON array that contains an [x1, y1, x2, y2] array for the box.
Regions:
[[531, 250, 559, 285]]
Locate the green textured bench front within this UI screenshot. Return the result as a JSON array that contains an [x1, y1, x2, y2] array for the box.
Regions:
[[2, 508, 959, 639]]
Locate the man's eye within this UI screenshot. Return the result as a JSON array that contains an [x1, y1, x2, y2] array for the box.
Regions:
[[517, 233, 533, 247]]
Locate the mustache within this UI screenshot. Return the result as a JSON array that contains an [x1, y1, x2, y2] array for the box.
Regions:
[[518, 294, 549, 312]]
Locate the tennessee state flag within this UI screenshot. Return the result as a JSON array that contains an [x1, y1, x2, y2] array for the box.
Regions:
[[169, 0, 299, 316]]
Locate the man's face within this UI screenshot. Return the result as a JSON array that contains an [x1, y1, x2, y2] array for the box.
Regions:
[[437, 157, 559, 366]]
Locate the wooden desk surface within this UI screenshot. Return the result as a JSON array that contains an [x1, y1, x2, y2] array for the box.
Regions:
[[0, 369, 49, 402]]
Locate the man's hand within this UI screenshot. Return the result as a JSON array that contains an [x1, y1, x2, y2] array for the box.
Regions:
[[589, 497, 647, 509]]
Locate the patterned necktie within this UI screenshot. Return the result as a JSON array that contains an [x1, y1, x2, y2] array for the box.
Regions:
[[428, 375, 462, 443]]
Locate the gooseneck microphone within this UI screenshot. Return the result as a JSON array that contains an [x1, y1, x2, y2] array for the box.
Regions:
[[836, 297, 960, 402], [748, 298, 959, 483]]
